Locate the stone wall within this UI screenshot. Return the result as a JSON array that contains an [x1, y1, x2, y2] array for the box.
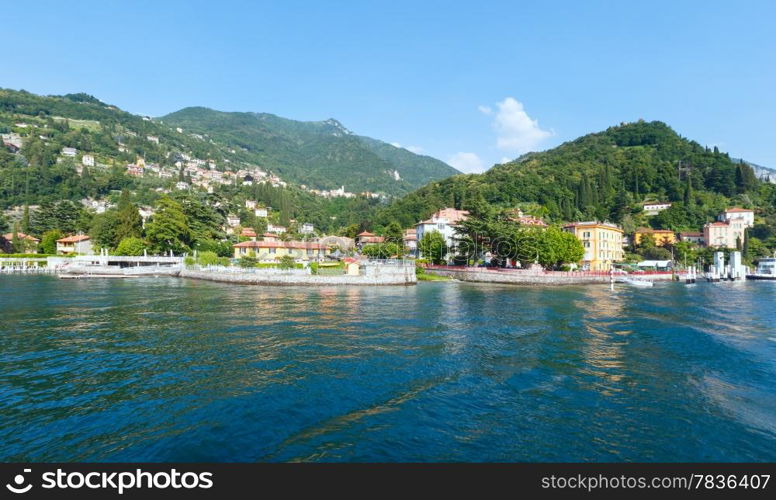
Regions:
[[180, 263, 416, 286], [426, 266, 675, 286]]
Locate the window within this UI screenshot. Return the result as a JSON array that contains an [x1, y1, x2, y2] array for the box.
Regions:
[[269, 248, 276, 254]]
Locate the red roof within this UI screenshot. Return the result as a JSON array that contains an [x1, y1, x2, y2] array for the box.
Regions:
[[725, 207, 753, 213], [57, 234, 90, 243], [635, 227, 674, 234], [2, 232, 39, 242], [356, 231, 375, 237], [418, 207, 469, 225]]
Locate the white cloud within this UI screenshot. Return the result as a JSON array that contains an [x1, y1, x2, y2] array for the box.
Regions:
[[499, 157, 512, 164], [491, 97, 552, 153], [477, 105, 493, 115], [447, 152, 484, 173]]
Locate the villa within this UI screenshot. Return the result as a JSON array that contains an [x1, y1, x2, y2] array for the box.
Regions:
[[415, 207, 469, 252], [56, 234, 93, 255], [634, 228, 676, 247], [563, 221, 624, 271], [233, 233, 330, 262]]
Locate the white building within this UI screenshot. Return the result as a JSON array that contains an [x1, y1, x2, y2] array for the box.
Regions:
[[267, 224, 287, 234], [254, 207, 268, 218], [643, 202, 671, 216], [245, 200, 257, 210], [62, 147, 77, 157], [415, 208, 469, 255], [226, 214, 241, 227], [300, 223, 314, 234], [718, 207, 754, 228], [81, 154, 95, 167]]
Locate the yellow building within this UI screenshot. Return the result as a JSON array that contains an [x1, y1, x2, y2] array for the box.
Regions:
[[634, 228, 676, 247], [233, 233, 330, 262], [563, 221, 624, 271]]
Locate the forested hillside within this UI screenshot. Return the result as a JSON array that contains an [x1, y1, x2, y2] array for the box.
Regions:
[[159, 107, 458, 195], [376, 121, 776, 238]]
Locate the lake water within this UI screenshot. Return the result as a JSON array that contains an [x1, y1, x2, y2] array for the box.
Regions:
[[1, 275, 775, 462]]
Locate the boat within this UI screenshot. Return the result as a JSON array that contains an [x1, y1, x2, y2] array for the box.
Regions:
[[746, 257, 776, 280], [619, 277, 654, 287]]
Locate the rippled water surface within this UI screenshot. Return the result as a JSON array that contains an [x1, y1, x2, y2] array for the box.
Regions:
[[1, 275, 775, 462]]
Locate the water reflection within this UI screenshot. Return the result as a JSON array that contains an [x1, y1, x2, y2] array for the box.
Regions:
[[0, 276, 775, 462]]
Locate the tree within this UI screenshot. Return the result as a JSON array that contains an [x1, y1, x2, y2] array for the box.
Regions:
[[115, 237, 146, 256], [39, 229, 62, 254], [362, 242, 400, 259], [418, 231, 447, 265], [11, 223, 22, 253], [114, 190, 143, 242], [144, 197, 191, 254], [383, 221, 404, 246]]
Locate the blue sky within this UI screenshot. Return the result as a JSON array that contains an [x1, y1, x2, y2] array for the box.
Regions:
[[3, 0, 775, 172]]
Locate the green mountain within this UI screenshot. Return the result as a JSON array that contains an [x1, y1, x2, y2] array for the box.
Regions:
[[377, 120, 776, 235], [159, 107, 458, 195]]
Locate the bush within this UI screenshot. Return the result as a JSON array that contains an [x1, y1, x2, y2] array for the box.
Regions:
[[277, 255, 296, 269], [115, 237, 146, 256], [196, 251, 219, 266], [310, 261, 319, 274], [184, 256, 195, 267], [239, 255, 258, 268]]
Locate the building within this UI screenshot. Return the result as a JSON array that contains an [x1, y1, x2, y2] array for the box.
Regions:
[[226, 215, 241, 227], [245, 200, 257, 210], [240, 228, 258, 241], [61, 147, 77, 157], [643, 202, 672, 216], [126, 164, 144, 177], [233, 233, 330, 262], [1, 232, 39, 253], [634, 228, 676, 247], [679, 232, 705, 245], [56, 235, 93, 255], [266, 224, 287, 234], [704, 219, 747, 249], [355, 231, 384, 249], [415, 207, 469, 251], [403, 228, 418, 257], [254, 207, 268, 218], [563, 221, 624, 271], [81, 154, 95, 167], [719, 207, 754, 228], [506, 209, 547, 227], [300, 223, 315, 234]]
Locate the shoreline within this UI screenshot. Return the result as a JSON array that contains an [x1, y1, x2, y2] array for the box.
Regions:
[[424, 266, 676, 286]]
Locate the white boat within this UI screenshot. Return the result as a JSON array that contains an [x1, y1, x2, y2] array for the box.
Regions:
[[747, 257, 776, 280], [620, 277, 654, 287]]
